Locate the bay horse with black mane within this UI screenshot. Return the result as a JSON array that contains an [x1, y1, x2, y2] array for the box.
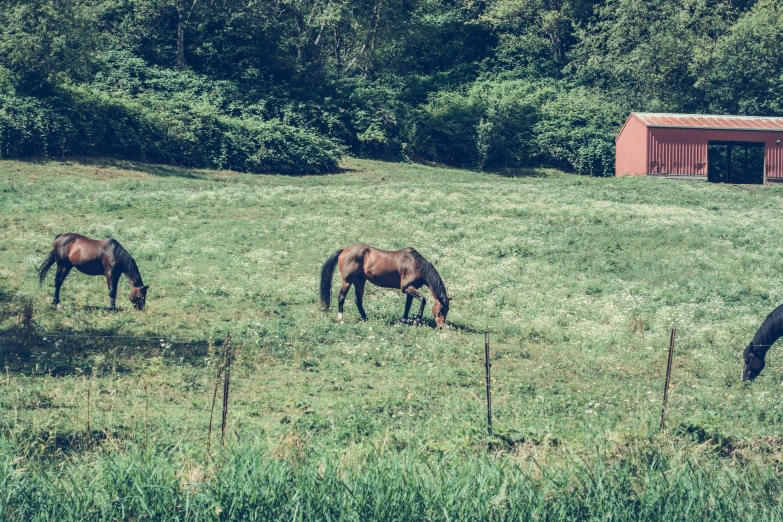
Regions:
[[38, 233, 149, 311], [320, 244, 450, 328], [742, 302, 783, 380]]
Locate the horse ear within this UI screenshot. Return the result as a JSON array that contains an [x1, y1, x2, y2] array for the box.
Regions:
[[142, 285, 150, 291], [448, 295, 455, 301]]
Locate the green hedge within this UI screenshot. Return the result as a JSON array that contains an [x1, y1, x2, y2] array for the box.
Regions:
[[0, 87, 343, 174], [411, 80, 626, 176]]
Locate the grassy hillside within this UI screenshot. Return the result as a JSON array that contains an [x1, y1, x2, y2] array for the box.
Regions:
[[3, 159, 783, 519]]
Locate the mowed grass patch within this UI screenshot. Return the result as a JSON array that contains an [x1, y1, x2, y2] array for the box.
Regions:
[[3, 159, 783, 518]]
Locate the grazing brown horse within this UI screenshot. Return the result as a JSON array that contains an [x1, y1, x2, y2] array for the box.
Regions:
[[37, 233, 148, 311], [742, 302, 783, 380], [320, 244, 450, 328]]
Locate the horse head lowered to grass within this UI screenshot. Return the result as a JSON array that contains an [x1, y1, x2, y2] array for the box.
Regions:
[[742, 303, 783, 381], [38, 233, 149, 312], [320, 244, 451, 328]]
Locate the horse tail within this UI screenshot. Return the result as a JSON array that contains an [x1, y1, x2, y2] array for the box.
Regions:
[[320, 249, 343, 310], [37, 250, 57, 285]]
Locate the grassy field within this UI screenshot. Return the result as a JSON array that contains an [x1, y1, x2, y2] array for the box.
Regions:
[[3, 158, 783, 519]]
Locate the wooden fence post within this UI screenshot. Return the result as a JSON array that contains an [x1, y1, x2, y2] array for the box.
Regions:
[[660, 329, 676, 432], [485, 331, 493, 438]]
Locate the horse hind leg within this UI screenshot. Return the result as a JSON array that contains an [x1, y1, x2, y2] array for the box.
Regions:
[[354, 279, 368, 322], [53, 264, 71, 307], [337, 281, 352, 323]]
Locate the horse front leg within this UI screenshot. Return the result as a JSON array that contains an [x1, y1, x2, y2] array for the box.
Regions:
[[402, 294, 414, 323], [415, 294, 426, 324], [403, 287, 426, 325], [106, 270, 120, 312]]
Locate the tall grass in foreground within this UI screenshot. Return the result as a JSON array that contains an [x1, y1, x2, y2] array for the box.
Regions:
[[2, 438, 782, 521]]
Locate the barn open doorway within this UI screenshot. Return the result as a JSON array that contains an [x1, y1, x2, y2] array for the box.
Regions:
[[707, 141, 765, 184]]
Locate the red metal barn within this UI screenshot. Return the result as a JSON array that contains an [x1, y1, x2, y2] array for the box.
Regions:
[[615, 113, 783, 184]]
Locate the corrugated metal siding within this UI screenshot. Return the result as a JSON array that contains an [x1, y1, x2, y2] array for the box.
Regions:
[[647, 128, 783, 179], [648, 129, 706, 175], [769, 139, 783, 179]]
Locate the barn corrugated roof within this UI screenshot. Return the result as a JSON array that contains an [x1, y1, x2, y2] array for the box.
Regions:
[[633, 112, 783, 131]]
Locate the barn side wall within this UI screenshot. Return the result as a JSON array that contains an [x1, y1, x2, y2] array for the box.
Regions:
[[615, 116, 648, 176], [647, 128, 783, 180]]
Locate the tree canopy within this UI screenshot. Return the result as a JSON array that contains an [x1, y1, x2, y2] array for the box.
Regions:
[[0, 0, 779, 174]]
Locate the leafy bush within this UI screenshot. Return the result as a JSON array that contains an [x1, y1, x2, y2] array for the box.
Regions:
[[0, 86, 343, 174], [411, 89, 484, 167], [533, 86, 627, 177], [0, 94, 74, 159], [411, 80, 625, 175]]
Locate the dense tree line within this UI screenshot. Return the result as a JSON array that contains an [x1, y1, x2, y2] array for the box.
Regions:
[[0, 0, 780, 174]]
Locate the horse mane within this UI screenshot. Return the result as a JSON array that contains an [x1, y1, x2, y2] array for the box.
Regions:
[[109, 239, 143, 287], [408, 248, 449, 308], [751, 302, 783, 353]]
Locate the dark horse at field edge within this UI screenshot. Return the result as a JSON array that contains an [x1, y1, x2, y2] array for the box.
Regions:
[[38, 233, 148, 311], [742, 302, 783, 380], [320, 244, 450, 328]]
